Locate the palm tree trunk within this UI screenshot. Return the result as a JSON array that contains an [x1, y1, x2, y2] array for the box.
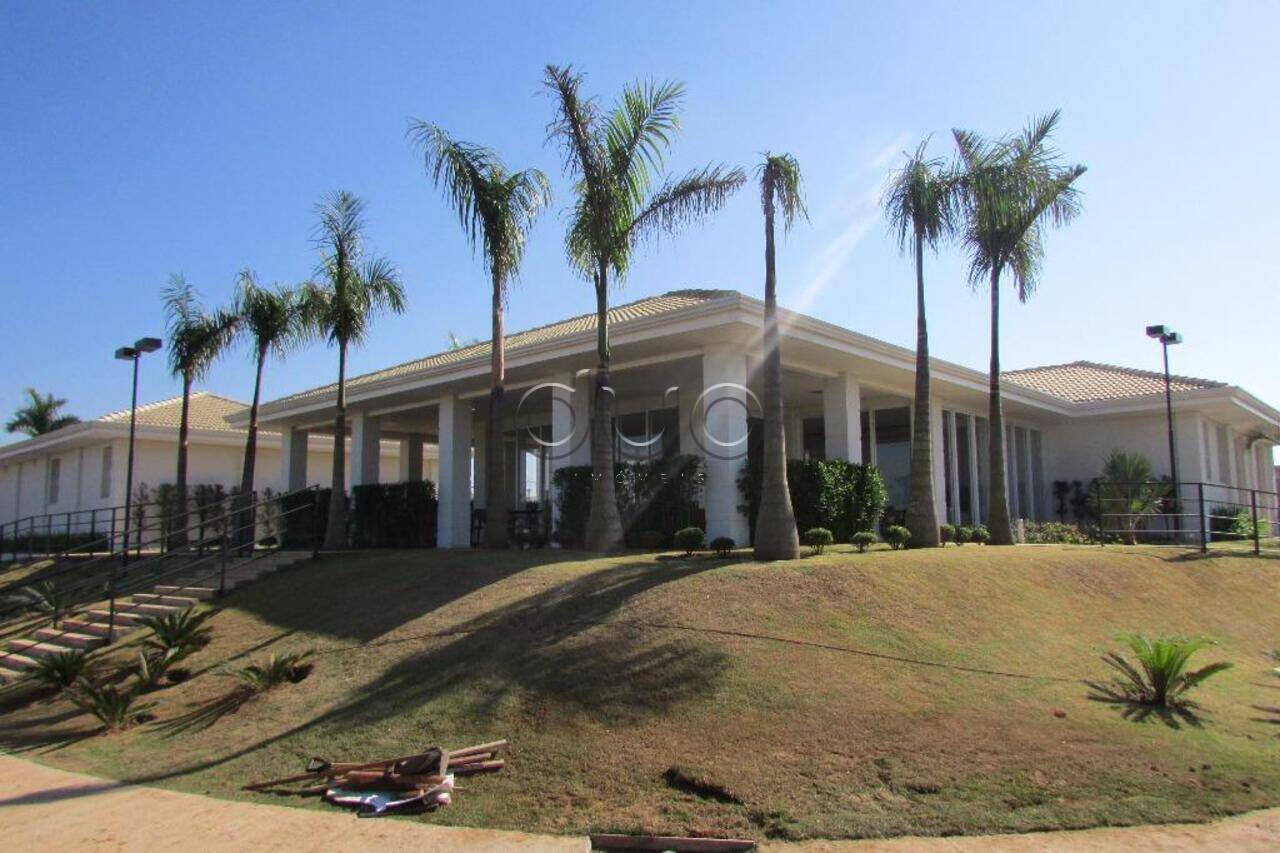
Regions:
[[583, 262, 624, 551], [236, 344, 267, 548], [904, 232, 941, 547], [171, 374, 192, 549], [986, 267, 1015, 545], [482, 270, 509, 548], [322, 342, 348, 550], [754, 177, 799, 560]]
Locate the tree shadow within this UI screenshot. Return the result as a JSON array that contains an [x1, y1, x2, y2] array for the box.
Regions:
[[155, 687, 255, 738], [1085, 681, 1205, 728]]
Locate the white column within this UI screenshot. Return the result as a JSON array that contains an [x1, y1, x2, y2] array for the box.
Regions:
[[74, 447, 85, 511], [701, 344, 751, 543], [399, 434, 424, 482], [1226, 428, 1240, 490], [823, 374, 862, 462], [349, 411, 381, 488], [930, 404, 947, 524], [279, 426, 308, 492], [436, 396, 473, 548]]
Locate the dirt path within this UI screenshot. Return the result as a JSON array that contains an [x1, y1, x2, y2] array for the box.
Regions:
[[2, 753, 1278, 851]]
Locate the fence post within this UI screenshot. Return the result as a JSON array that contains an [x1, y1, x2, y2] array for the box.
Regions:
[[1252, 489, 1261, 557], [1095, 479, 1104, 547], [1197, 482, 1208, 553], [311, 489, 322, 561]]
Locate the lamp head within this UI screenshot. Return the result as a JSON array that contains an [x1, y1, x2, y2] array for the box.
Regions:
[[1162, 331, 1183, 346], [134, 337, 162, 353], [1145, 324, 1170, 339], [115, 346, 138, 361]]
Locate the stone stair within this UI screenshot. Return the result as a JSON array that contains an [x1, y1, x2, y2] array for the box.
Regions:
[[0, 550, 310, 684]]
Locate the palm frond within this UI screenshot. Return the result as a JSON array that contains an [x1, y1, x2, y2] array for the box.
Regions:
[[234, 270, 309, 359], [628, 164, 746, 245], [760, 152, 808, 234], [163, 275, 237, 381], [606, 78, 684, 203], [882, 139, 957, 252]]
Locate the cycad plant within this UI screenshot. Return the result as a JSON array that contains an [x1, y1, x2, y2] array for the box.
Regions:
[[140, 608, 214, 660], [953, 112, 1085, 544], [233, 649, 313, 693], [1102, 633, 1232, 708], [163, 275, 238, 547], [1098, 450, 1168, 544], [544, 65, 744, 551], [71, 680, 156, 731], [883, 140, 959, 548], [130, 647, 184, 691], [10, 580, 71, 626], [27, 648, 89, 691], [301, 191, 406, 550], [408, 121, 551, 548], [753, 154, 805, 561]]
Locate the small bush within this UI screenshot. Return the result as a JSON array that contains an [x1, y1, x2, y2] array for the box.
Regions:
[[971, 524, 991, 545], [141, 608, 213, 660], [939, 524, 956, 545], [233, 649, 313, 693], [71, 681, 156, 731], [673, 527, 706, 556], [1024, 520, 1092, 545], [1099, 633, 1232, 708], [130, 648, 183, 691], [802, 527, 834, 555], [850, 531, 877, 553], [638, 530, 666, 551], [9, 581, 71, 626], [710, 536, 735, 557], [28, 649, 89, 691], [955, 526, 973, 545], [884, 525, 911, 550]]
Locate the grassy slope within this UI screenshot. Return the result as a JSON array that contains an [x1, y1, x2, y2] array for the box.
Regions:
[[1, 544, 1278, 840]]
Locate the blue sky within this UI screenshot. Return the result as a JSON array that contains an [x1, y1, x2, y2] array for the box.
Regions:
[[2, 1, 1278, 460]]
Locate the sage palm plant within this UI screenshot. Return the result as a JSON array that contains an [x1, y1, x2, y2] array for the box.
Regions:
[[883, 140, 960, 548], [232, 271, 307, 540], [163, 275, 237, 547], [301, 191, 406, 550], [544, 64, 744, 551], [953, 112, 1085, 545], [408, 121, 551, 548], [753, 153, 806, 561]]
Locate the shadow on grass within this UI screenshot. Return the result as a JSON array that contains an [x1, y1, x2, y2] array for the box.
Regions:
[[155, 687, 255, 738], [1085, 682, 1205, 728]]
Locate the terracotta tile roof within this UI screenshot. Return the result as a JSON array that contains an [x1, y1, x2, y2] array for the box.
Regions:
[[98, 392, 252, 433], [1002, 360, 1225, 403], [269, 288, 734, 407]]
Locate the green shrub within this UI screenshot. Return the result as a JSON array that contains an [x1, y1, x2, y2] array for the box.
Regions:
[[1024, 520, 1093, 544], [884, 525, 911, 550], [8, 580, 71, 626], [802, 527, 834, 555], [1100, 633, 1232, 708], [553, 455, 704, 548], [939, 523, 956, 545], [141, 608, 213, 660], [350, 481, 438, 548], [738, 458, 887, 545], [955, 526, 974, 545], [130, 648, 183, 691], [673, 527, 706, 556], [233, 649, 313, 693], [972, 524, 991, 544], [638, 530, 666, 550], [71, 681, 155, 731], [28, 649, 89, 691], [710, 536, 735, 557], [850, 531, 877, 553]]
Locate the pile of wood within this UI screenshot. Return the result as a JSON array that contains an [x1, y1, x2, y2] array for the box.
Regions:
[[242, 739, 505, 814]]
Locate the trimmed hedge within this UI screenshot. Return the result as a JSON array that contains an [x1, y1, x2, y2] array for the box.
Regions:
[[350, 481, 438, 548], [552, 455, 704, 548], [737, 458, 887, 545]]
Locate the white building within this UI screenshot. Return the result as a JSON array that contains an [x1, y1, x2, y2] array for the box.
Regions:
[[0, 392, 438, 530], [227, 289, 1279, 547]]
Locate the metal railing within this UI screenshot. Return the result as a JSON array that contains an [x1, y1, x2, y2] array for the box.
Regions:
[[1090, 479, 1278, 555]]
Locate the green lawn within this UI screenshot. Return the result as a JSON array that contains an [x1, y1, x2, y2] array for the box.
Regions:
[[1, 543, 1278, 840]]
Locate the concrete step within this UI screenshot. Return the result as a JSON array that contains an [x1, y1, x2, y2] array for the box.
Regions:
[[84, 608, 144, 626], [118, 601, 187, 618], [8, 639, 80, 660], [153, 584, 215, 600], [0, 666, 25, 683], [61, 617, 120, 639], [33, 628, 106, 650], [131, 592, 200, 608], [0, 651, 40, 671]]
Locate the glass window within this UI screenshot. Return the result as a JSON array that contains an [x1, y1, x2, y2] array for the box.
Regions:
[[874, 406, 911, 509], [956, 415, 973, 525], [652, 407, 679, 460], [942, 411, 955, 524], [802, 417, 825, 461], [1030, 429, 1045, 522], [1015, 427, 1032, 520], [48, 458, 61, 505], [100, 446, 113, 499], [859, 410, 871, 463], [975, 417, 989, 523]]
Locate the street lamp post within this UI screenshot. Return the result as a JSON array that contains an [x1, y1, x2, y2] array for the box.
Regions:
[[1146, 324, 1183, 536], [110, 336, 161, 636]]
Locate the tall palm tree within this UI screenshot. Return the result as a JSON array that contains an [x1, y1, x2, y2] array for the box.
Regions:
[[6, 388, 79, 436], [408, 121, 551, 549], [883, 140, 960, 548], [302, 191, 406, 550], [953, 111, 1086, 545], [163, 274, 237, 547], [544, 64, 745, 551], [232, 270, 306, 509], [753, 153, 806, 561]]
